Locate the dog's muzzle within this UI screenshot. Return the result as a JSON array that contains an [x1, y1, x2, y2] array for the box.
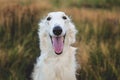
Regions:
[[53, 26, 62, 36], [50, 26, 65, 55]]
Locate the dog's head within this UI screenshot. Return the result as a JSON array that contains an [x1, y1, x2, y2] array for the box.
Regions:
[[39, 12, 77, 55]]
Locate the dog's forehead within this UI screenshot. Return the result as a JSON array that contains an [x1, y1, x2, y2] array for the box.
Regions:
[[48, 12, 66, 17]]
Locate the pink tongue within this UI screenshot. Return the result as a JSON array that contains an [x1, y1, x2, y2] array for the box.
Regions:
[[52, 37, 64, 54]]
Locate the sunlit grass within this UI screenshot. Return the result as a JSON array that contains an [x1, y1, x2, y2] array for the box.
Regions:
[[0, 0, 120, 80]]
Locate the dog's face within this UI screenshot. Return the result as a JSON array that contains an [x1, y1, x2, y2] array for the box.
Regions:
[[45, 12, 69, 55], [46, 12, 68, 37], [39, 12, 77, 55]]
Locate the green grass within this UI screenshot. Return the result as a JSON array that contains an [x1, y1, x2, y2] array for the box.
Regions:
[[0, 0, 120, 80]]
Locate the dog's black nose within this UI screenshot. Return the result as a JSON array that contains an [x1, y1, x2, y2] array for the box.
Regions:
[[53, 26, 62, 36]]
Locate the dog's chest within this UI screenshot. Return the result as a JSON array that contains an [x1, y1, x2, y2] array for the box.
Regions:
[[40, 56, 75, 80]]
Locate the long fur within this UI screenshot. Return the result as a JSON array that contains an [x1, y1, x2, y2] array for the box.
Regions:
[[32, 12, 77, 80]]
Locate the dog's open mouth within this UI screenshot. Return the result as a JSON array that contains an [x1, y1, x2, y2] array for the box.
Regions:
[[50, 35, 65, 55]]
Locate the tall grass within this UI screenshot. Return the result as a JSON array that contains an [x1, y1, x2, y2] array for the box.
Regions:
[[0, 0, 120, 80], [0, 2, 51, 80]]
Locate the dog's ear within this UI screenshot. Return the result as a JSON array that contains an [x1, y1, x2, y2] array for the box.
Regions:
[[38, 18, 50, 53], [67, 22, 77, 44], [38, 18, 47, 40], [38, 19, 46, 28], [38, 14, 49, 27]]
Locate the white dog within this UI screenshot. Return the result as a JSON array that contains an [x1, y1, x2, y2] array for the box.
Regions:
[[32, 11, 77, 80]]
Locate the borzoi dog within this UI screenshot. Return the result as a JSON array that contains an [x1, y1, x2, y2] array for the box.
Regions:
[[32, 11, 77, 80]]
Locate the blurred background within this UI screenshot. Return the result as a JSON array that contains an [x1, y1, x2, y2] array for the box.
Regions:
[[0, 0, 120, 80]]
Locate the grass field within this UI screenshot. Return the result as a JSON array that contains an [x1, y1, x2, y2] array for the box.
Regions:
[[0, 0, 120, 80]]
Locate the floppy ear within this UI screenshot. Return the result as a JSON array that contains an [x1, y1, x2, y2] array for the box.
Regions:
[[66, 21, 77, 45], [38, 18, 46, 28], [38, 19, 50, 53], [38, 19, 46, 41]]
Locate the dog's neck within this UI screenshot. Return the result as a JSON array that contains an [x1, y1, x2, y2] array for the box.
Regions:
[[36, 46, 77, 80]]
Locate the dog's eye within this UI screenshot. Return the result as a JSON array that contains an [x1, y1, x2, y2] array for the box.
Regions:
[[62, 16, 67, 20], [47, 17, 51, 21]]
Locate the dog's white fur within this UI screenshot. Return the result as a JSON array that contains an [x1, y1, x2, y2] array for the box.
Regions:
[[32, 12, 77, 80]]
